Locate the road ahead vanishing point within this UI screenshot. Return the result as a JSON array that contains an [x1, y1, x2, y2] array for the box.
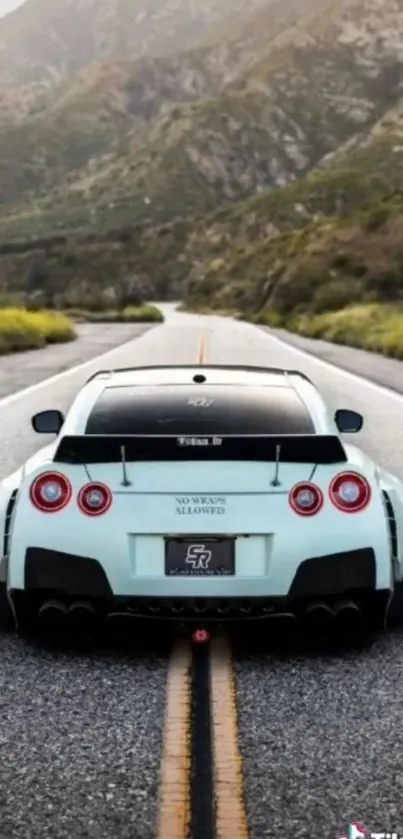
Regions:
[[0, 304, 402, 839]]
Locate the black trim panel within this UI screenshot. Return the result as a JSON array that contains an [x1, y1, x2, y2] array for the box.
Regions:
[[25, 548, 112, 597], [54, 433, 347, 464], [382, 490, 398, 561], [288, 548, 376, 598], [3, 489, 18, 558], [24, 546, 376, 614]]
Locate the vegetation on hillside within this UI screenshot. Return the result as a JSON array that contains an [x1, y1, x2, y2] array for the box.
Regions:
[[181, 95, 403, 359], [248, 304, 403, 361], [1, 93, 403, 312]]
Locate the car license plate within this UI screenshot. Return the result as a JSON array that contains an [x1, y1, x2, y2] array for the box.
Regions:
[[165, 537, 235, 576]]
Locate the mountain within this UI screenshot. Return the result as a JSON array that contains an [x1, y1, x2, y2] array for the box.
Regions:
[[1, 95, 403, 316], [183, 96, 403, 317], [1, 0, 403, 322], [1, 0, 403, 244], [0, 0, 324, 216], [0, 0, 275, 130], [0, 0, 270, 90]]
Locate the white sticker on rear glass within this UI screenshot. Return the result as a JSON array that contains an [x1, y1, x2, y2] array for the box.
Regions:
[[177, 436, 222, 446]]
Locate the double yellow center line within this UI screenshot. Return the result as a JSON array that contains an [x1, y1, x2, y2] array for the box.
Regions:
[[197, 330, 209, 365], [155, 637, 249, 839], [155, 640, 192, 837], [155, 331, 249, 839]]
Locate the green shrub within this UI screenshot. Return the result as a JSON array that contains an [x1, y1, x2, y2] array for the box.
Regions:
[[120, 305, 164, 323], [0, 308, 76, 354], [247, 310, 286, 327], [65, 305, 164, 323], [286, 303, 403, 359], [362, 205, 391, 232]]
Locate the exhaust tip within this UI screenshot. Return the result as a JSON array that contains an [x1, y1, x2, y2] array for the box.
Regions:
[[302, 602, 334, 626], [68, 600, 96, 626], [333, 600, 363, 630], [267, 612, 297, 633], [38, 599, 67, 625]]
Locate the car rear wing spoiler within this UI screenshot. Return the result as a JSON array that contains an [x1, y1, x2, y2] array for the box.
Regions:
[[53, 434, 347, 464]]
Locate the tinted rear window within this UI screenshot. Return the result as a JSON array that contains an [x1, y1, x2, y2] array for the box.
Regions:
[[85, 385, 315, 435]]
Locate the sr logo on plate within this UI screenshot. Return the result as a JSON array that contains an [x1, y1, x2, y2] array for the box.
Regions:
[[185, 543, 212, 570]]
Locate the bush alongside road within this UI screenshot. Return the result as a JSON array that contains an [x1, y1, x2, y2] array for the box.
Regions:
[[0, 303, 164, 356], [65, 304, 165, 323], [184, 301, 403, 363], [248, 303, 403, 361], [0, 308, 76, 355]]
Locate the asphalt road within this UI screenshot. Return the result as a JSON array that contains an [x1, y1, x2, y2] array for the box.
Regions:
[[262, 324, 403, 397], [2, 303, 403, 838], [0, 322, 153, 400]]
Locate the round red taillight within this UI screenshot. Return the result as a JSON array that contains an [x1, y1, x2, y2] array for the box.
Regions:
[[329, 471, 371, 513], [289, 482, 324, 516], [77, 482, 112, 516], [30, 472, 72, 513]]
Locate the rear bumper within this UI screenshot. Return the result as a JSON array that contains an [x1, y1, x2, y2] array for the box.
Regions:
[[5, 545, 390, 628], [13, 544, 379, 609]]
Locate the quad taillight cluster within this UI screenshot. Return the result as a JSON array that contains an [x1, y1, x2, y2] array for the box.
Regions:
[[30, 472, 112, 516], [289, 471, 371, 516], [30, 470, 371, 517]]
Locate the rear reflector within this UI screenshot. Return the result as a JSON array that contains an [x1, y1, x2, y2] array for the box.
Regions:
[[192, 629, 211, 644]]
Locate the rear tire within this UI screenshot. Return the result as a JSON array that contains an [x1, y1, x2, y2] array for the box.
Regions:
[[386, 581, 403, 629], [0, 581, 15, 629]]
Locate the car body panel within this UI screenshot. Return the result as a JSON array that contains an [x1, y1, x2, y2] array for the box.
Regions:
[[5, 450, 394, 597]]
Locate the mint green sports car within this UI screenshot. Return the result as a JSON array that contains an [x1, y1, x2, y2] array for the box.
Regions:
[[0, 364, 401, 634]]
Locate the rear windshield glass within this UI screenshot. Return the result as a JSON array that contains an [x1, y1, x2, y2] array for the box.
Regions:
[[85, 385, 315, 435]]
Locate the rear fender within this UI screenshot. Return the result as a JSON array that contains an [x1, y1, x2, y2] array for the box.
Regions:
[[0, 443, 57, 583], [343, 443, 378, 475], [0, 468, 23, 582], [376, 465, 403, 582]]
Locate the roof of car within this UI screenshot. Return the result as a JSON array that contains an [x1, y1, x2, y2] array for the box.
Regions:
[[86, 364, 313, 389]]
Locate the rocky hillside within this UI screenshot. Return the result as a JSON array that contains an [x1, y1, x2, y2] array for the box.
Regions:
[[0, 0, 275, 129], [0, 0, 325, 217], [1, 0, 403, 327], [183, 96, 403, 316], [0, 0, 269, 91], [1, 95, 403, 315], [0, 0, 402, 244]]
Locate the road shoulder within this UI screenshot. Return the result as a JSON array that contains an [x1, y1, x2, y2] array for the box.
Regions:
[[0, 322, 155, 399], [260, 326, 403, 394]]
